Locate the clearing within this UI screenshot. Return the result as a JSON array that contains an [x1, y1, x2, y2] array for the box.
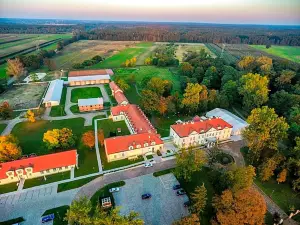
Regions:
[[70, 87, 102, 103], [175, 43, 216, 61], [251, 45, 300, 63], [0, 83, 48, 110]]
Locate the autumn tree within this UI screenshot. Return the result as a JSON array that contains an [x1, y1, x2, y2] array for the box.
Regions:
[[82, 131, 95, 149], [25, 110, 35, 123], [191, 184, 207, 214], [146, 77, 171, 96], [179, 62, 194, 76], [212, 188, 267, 225], [158, 97, 168, 115], [115, 78, 130, 91], [242, 106, 289, 162], [181, 83, 203, 114], [259, 158, 278, 182], [140, 89, 160, 114], [43, 128, 76, 150], [6, 58, 24, 79], [144, 57, 152, 65], [237, 56, 256, 71], [277, 169, 287, 184], [175, 148, 207, 181], [173, 214, 200, 225], [226, 165, 256, 192], [97, 129, 105, 147], [0, 101, 13, 119], [238, 73, 269, 111], [0, 135, 22, 162], [65, 197, 92, 225], [275, 70, 296, 89]]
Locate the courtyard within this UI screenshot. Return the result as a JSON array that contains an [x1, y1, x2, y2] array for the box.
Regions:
[[113, 173, 189, 225], [70, 86, 102, 103]]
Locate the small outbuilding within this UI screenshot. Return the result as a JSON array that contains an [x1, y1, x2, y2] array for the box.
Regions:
[[43, 79, 64, 107], [78, 97, 103, 112]]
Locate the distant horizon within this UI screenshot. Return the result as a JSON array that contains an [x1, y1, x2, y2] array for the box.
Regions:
[[1, 17, 300, 27], [1, 0, 299, 26]]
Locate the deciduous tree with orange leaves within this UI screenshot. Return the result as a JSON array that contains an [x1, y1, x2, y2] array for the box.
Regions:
[[173, 214, 200, 225], [0, 101, 13, 119], [0, 134, 22, 162], [212, 188, 267, 225], [43, 128, 76, 150], [25, 110, 35, 123], [82, 131, 95, 149], [277, 168, 288, 184]]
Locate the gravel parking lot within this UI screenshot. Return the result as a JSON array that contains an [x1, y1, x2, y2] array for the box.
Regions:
[[113, 173, 189, 225]]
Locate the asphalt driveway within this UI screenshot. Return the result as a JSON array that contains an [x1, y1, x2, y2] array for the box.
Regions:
[[113, 173, 189, 225]]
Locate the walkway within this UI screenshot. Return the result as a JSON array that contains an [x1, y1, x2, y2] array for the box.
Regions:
[[1, 117, 26, 135]]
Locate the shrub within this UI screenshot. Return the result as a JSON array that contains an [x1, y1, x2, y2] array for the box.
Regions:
[[157, 150, 162, 156]]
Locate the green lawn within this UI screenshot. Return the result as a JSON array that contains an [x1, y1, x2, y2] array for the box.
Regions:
[[153, 168, 174, 177], [104, 84, 117, 106], [42, 205, 69, 225], [0, 182, 18, 194], [90, 43, 151, 69], [50, 87, 67, 117], [0, 123, 7, 134], [0, 63, 7, 78], [124, 87, 141, 105], [71, 87, 102, 103], [0, 217, 25, 225], [70, 105, 80, 114], [97, 119, 130, 138], [90, 181, 125, 209], [251, 45, 300, 63], [23, 171, 70, 189], [58, 175, 102, 192]]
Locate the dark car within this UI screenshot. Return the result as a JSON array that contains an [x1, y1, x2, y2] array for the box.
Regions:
[[141, 193, 152, 199], [41, 214, 55, 223], [173, 184, 181, 190], [184, 201, 191, 207], [176, 189, 186, 196]]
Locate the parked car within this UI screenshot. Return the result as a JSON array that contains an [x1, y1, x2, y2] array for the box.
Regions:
[[144, 163, 153, 168], [184, 201, 191, 207], [141, 193, 152, 199], [173, 184, 181, 190], [41, 214, 55, 223], [29, 153, 37, 157], [109, 187, 120, 193], [176, 189, 186, 196]]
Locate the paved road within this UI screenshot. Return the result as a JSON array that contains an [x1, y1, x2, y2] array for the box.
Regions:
[[1, 117, 26, 135]]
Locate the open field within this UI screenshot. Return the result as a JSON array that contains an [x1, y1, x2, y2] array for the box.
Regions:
[[0, 63, 7, 78], [0, 83, 48, 110], [251, 45, 300, 63], [175, 43, 216, 61], [90, 42, 152, 69], [0, 34, 37, 44], [205, 43, 238, 64], [53, 40, 139, 69], [135, 42, 155, 65], [0, 34, 72, 59]]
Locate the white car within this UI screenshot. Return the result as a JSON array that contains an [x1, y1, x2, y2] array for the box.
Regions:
[[109, 187, 120, 193], [144, 163, 153, 168]]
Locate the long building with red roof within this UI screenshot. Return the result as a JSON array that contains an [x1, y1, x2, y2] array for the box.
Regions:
[[170, 116, 233, 148], [109, 81, 129, 105], [0, 150, 77, 185], [68, 69, 112, 86]]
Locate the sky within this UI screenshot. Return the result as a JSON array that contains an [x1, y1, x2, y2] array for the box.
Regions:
[[0, 0, 300, 25]]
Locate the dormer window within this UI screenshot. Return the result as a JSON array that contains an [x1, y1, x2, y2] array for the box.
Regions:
[[136, 144, 141, 148], [6, 171, 13, 177], [129, 146, 134, 150], [151, 142, 156, 146], [26, 167, 32, 172], [144, 143, 148, 147]]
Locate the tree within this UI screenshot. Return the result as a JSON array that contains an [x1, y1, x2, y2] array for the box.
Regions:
[[30, 73, 39, 82], [43, 128, 76, 150], [242, 106, 289, 162], [0, 101, 13, 119], [238, 73, 269, 111], [144, 57, 152, 65], [0, 135, 22, 162], [269, 91, 300, 116], [146, 77, 170, 96], [97, 129, 105, 147], [227, 166, 256, 192], [259, 158, 278, 181], [181, 83, 203, 114], [65, 197, 92, 225], [140, 89, 160, 114], [158, 97, 168, 115], [202, 66, 220, 89], [173, 214, 200, 225], [275, 70, 296, 89], [212, 188, 267, 225], [179, 62, 194, 76], [237, 56, 256, 71], [6, 58, 23, 79], [115, 78, 130, 91], [82, 131, 95, 149], [277, 168, 287, 183], [221, 81, 239, 105], [174, 148, 207, 181], [221, 65, 239, 86], [25, 110, 35, 123], [191, 184, 207, 213]]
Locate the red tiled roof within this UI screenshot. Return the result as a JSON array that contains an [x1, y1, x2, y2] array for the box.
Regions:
[[111, 104, 156, 134], [114, 92, 128, 104], [105, 133, 163, 155], [0, 150, 77, 179], [69, 69, 113, 77], [171, 118, 233, 138]]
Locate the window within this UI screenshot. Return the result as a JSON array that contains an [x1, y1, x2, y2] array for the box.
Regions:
[[41, 171, 44, 174], [46, 169, 50, 173], [137, 144, 141, 148], [8, 172, 13, 176], [65, 166, 68, 169], [59, 167, 62, 170], [53, 168, 57, 171], [122, 153, 125, 157], [144, 143, 148, 147], [114, 155, 117, 159]]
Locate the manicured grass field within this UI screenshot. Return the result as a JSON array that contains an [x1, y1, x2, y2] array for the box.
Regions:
[[50, 87, 67, 117], [70, 105, 80, 114], [42, 205, 69, 225], [97, 119, 130, 138], [90, 44, 151, 69], [0, 182, 18, 194], [0, 63, 7, 78], [57, 175, 102, 192], [251, 45, 300, 63], [70, 87, 102, 103], [23, 171, 70, 189], [0, 123, 7, 134]]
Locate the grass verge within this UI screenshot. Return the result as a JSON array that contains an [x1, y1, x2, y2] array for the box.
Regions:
[[42, 205, 69, 225], [58, 175, 102, 192], [23, 172, 70, 189], [0, 123, 7, 134], [153, 168, 174, 177], [0, 182, 18, 194]]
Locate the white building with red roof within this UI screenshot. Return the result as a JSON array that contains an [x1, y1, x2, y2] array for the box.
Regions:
[[104, 133, 163, 162], [68, 69, 112, 86], [109, 81, 129, 105], [0, 150, 77, 185], [170, 117, 233, 148]]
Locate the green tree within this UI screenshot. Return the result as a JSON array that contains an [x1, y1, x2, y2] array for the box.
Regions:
[[65, 197, 92, 225], [221, 81, 239, 105], [181, 83, 203, 114], [227, 165, 256, 192], [179, 62, 194, 76], [243, 106, 289, 162], [221, 65, 239, 86], [269, 90, 300, 116], [202, 66, 219, 89], [115, 78, 130, 92], [140, 89, 160, 114], [174, 148, 207, 181], [239, 73, 269, 111], [191, 184, 207, 213]]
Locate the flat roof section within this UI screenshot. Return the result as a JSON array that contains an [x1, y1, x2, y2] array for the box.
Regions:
[[43, 79, 64, 103], [78, 97, 103, 107]]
